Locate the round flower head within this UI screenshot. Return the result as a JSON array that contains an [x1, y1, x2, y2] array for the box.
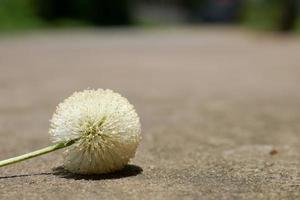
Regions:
[[49, 89, 141, 174]]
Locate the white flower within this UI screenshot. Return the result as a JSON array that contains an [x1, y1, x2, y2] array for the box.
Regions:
[[49, 89, 141, 174]]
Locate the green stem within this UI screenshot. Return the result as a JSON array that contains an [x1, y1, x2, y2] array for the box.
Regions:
[[0, 139, 77, 168]]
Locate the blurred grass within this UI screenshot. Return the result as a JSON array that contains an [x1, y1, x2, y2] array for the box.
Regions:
[[0, 0, 131, 33], [241, 0, 282, 30], [0, 0, 299, 33], [241, 0, 299, 32], [0, 0, 44, 31]]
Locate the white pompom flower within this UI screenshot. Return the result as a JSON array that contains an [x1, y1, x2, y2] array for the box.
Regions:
[[0, 89, 141, 174], [49, 89, 141, 174]]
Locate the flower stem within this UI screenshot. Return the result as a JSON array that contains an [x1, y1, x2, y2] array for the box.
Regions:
[[0, 139, 77, 168]]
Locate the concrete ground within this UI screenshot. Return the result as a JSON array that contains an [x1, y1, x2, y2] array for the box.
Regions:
[[0, 27, 299, 200]]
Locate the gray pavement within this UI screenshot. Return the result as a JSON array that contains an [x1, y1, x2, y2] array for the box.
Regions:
[[0, 27, 299, 199]]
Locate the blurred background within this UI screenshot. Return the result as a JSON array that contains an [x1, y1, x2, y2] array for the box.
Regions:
[[0, 0, 299, 32]]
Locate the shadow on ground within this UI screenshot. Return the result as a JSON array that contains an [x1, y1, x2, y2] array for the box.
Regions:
[[0, 164, 143, 180], [52, 164, 143, 180]]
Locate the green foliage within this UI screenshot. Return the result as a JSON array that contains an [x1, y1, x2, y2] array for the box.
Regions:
[[0, 0, 132, 32], [0, 0, 43, 31], [241, 0, 293, 30]]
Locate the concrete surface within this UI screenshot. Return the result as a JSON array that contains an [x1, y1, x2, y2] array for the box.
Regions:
[[0, 27, 299, 199]]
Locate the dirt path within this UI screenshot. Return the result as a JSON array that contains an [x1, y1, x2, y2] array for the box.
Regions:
[[0, 28, 299, 199]]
